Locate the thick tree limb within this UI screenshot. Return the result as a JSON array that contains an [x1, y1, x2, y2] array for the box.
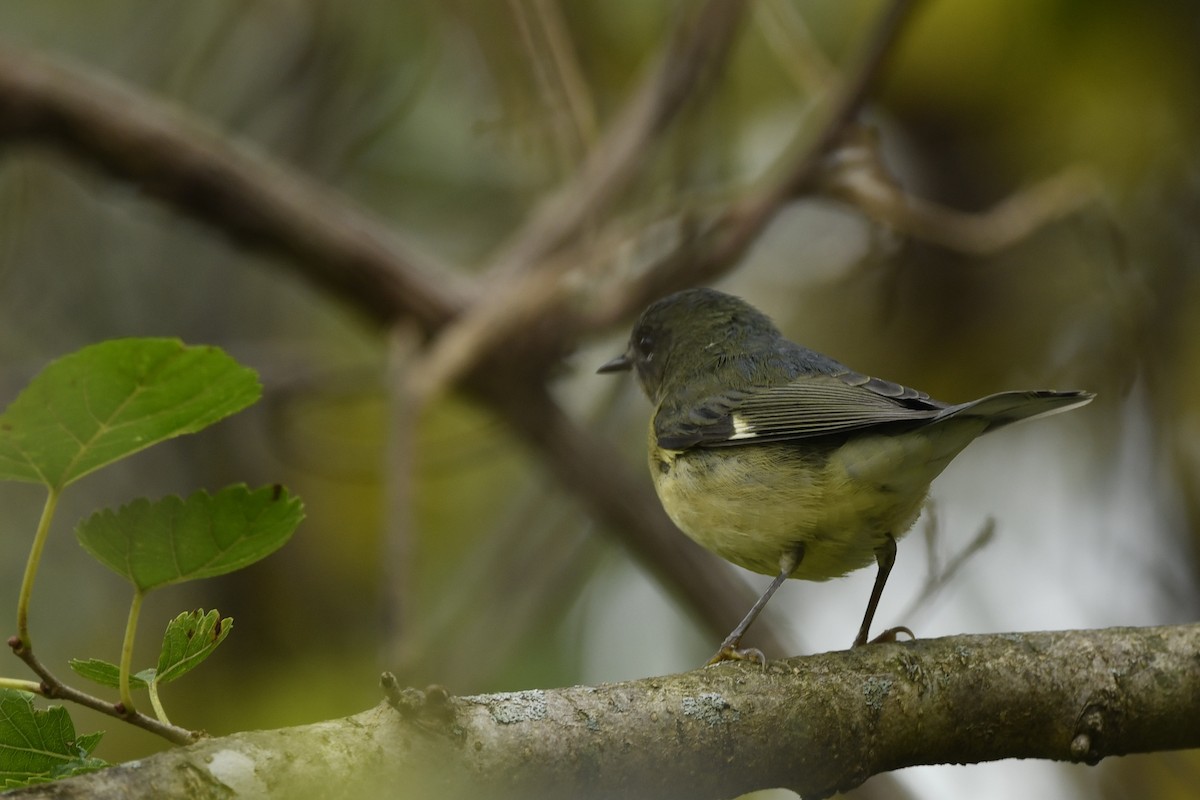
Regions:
[[8, 626, 1198, 799]]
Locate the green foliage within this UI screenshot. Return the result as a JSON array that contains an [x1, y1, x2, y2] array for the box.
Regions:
[[76, 486, 303, 593], [73, 610, 235, 691], [0, 338, 260, 491], [154, 610, 233, 685], [0, 690, 107, 787], [67, 659, 151, 690], [0, 338, 303, 785]]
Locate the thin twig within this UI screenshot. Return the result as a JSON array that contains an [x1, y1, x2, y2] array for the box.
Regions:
[[897, 517, 997, 624], [755, 0, 837, 93], [531, 0, 598, 148], [834, 163, 1109, 255], [8, 637, 198, 745], [407, 0, 752, 401], [508, 0, 584, 174], [486, 0, 751, 278], [588, 0, 924, 327]]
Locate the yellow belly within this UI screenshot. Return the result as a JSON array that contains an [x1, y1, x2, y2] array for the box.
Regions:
[[648, 421, 984, 580]]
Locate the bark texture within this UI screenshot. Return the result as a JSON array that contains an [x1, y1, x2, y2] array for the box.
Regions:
[[7, 625, 1198, 800]]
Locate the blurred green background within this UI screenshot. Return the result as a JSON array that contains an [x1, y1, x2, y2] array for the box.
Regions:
[[1, 1, 1198, 797]]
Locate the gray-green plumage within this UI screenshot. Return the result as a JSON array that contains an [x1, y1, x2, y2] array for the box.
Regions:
[[600, 287, 1093, 660]]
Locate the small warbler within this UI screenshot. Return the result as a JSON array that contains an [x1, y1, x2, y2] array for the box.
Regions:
[[599, 287, 1094, 665]]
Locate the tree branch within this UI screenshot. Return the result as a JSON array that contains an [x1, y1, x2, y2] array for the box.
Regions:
[[7, 637, 197, 745], [0, 45, 468, 332], [836, 162, 1109, 255], [8, 625, 1198, 799], [588, 0, 923, 327], [486, 0, 751, 278]]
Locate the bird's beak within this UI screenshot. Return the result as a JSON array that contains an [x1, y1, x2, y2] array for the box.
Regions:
[[597, 351, 632, 374]]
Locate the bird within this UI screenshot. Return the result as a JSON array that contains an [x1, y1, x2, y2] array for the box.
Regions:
[[598, 287, 1094, 665]]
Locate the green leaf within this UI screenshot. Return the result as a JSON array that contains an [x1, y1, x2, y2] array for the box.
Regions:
[[0, 689, 107, 789], [0, 339, 260, 490], [66, 662, 146, 690], [76, 484, 304, 592], [68, 659, 151, 690], [155, 610, 233, 684]]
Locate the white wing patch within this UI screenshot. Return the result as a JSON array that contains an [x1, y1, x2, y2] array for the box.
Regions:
[[728, 413, 757, 440]]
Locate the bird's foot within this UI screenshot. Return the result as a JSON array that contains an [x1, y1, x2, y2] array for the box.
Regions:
[[706, 644, 766, 668], [852, 625, 915, 648]]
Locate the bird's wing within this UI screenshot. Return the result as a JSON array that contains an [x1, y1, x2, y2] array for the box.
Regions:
[[654, 372, 947, 450]]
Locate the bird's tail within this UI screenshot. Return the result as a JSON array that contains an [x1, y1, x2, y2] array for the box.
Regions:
[[940, 390, 1095, 434]]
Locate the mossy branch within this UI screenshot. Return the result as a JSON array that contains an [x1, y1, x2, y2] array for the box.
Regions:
[[6, 625, 1199, 800]]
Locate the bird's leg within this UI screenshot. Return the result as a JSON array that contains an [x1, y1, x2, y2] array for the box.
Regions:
[[851, 534, 914, 647], [707, 546, 803, 666]]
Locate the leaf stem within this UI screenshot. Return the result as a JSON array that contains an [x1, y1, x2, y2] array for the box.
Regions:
[[119, 590, 145, 713], [16, 488, 60, 648], [147, 678, 171, 726], [0, 676, 45, 693]]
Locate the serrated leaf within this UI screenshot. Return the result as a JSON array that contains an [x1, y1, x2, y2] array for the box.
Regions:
[[0, 689, 107, 788], [0, 339, 260, 490], [155, 609, 233, 684], [67, 658, 150, 690], [76, 484, 303, 592]]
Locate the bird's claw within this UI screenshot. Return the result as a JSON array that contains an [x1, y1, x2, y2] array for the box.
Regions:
[[706, 644, 766, 668], [853, 625, 916, 648]]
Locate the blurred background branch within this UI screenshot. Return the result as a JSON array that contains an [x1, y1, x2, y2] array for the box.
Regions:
[[0, 45, 470, 332]]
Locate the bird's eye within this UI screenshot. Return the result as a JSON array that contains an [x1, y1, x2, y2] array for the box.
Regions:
[[636, 335, 653, 354]]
